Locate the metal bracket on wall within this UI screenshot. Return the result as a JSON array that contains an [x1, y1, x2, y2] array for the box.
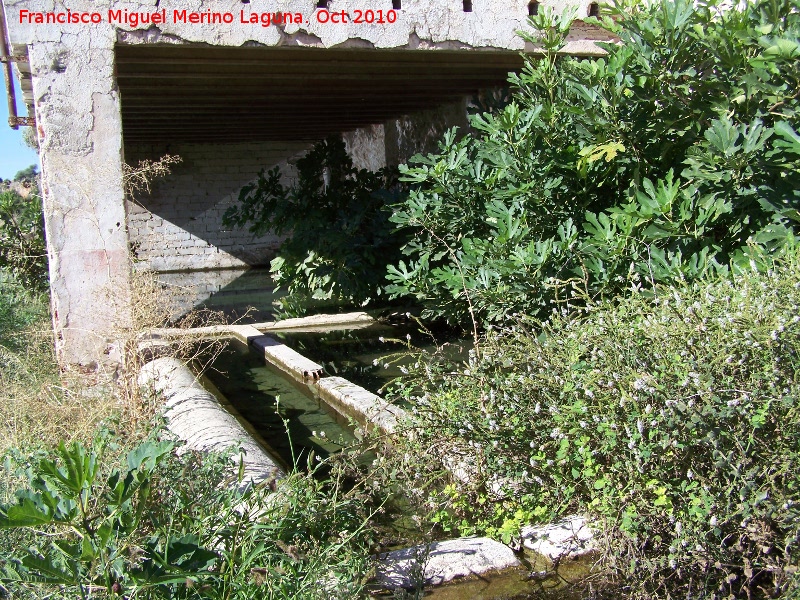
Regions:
[[0, 55, 26, 63], [9, 116, 34, 127]]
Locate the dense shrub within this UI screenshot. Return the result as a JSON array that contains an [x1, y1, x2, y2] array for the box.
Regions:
[[0, 430, 373, 599], [387, 0, 800, 326], [386, 246, 800, 598], [223, 137, 404, 315], [0, 188, 47, 292], [12, 165, 38, 183]]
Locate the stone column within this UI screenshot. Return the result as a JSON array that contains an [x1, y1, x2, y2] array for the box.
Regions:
[[28, 40, 132, 369]]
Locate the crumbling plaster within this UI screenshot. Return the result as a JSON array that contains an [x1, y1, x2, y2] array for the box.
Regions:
[[6, 0, 607, 53], [24, 38, 131, 368]]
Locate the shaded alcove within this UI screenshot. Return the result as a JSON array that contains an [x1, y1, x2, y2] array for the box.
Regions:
[[117, 44, 526, 303]]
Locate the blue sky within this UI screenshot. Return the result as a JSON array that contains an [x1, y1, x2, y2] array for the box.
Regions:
[[0, 90, 39, 181]]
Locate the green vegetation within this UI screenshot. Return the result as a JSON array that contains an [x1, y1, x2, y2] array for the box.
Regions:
[[383, 247, 800, 598], [387, 0, 800, 325], [218, 2, 800, 596], [223, 138, 404, 315], [227, 0, 800, 329], [0, 279, 375, 599], [1, 433, 373, 599], [3, 0, 800, 598], [12, 165, 39, 183], [0, 186, 47, 292]]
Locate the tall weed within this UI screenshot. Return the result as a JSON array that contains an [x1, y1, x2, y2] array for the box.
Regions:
[[0, 432, 373, 599]]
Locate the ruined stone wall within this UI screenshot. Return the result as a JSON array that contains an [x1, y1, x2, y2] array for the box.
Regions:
[[125, 141, 310, 272]]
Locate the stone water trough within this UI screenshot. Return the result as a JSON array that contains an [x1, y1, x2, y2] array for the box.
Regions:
[[138, 311, 599, 596]]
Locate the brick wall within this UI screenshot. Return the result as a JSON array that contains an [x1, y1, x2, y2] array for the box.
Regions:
[[124, 100, 469, 275], [125, 141, 311, 272]]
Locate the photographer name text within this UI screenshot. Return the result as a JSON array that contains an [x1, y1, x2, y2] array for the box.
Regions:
[[18, 8, 399, 27]]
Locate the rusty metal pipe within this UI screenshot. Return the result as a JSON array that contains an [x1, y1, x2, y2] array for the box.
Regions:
[[0, 0, 19, 129]]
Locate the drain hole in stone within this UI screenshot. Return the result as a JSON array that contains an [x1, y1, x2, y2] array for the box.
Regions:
[[463, 0, 472, 11], [588, 2, 599, 16], [528, 0, 539, 15], [392, 0, 401, 8]]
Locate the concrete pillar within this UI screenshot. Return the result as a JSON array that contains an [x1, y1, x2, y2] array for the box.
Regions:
[[28, 41, 132, 369]]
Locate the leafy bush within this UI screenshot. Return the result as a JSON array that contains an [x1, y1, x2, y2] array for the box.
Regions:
[[386, 246, 800, 598], [0, 188, 47, 292], [387, 0, 800, 326], [0, 430, 373, 599], [13, 165, 38, 183], [224, 137, 405, 315]]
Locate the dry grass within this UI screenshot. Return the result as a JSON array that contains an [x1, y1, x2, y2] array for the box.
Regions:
[[0, 152, 228, 456], [0, 315, 120, 456], [0, 267, 228, 457]]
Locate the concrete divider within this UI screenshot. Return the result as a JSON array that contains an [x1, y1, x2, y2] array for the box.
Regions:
[[139, 357, 284, 488], [316, 376, 408, 434], [140, 311, 375, 345], [249, 335, 325, 381]]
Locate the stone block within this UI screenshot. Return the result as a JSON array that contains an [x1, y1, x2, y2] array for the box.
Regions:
[[376, 537, 521, 589], [521, 516, 596, 563]]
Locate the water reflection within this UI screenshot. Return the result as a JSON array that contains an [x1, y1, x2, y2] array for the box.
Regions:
[[203, 338, 356, 467], [156, 268, 280, 322]]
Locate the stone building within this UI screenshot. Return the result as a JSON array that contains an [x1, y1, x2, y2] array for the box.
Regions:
[[1, 0, 610, 368]]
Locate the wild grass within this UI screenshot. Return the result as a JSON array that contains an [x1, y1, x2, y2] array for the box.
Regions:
[[0, 278, 121, 457], [0, 268, 375, 599]]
